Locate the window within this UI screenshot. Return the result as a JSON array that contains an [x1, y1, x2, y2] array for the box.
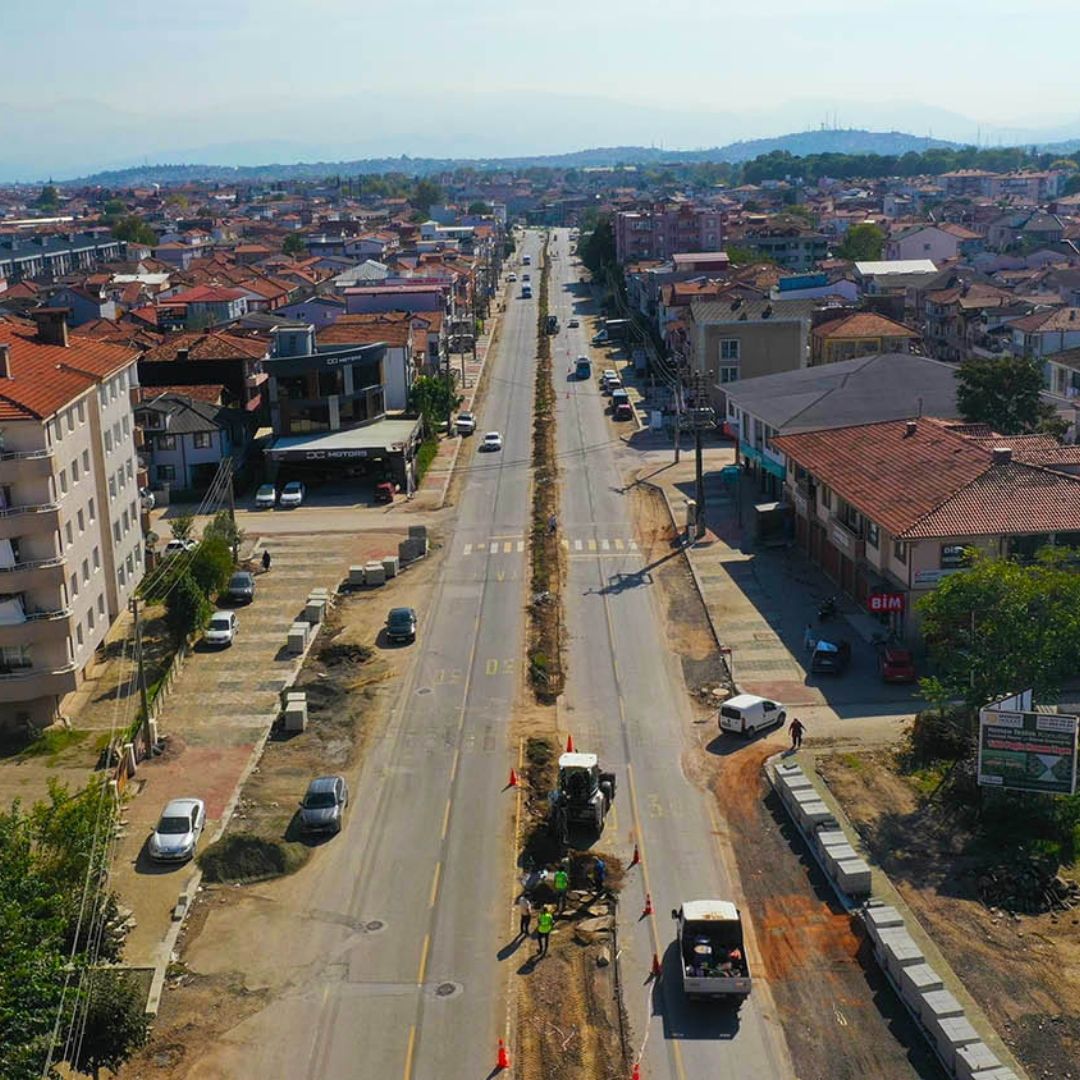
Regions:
[[122, 508, 129, 533], [77, 509, 85, 533], [99, 386, 108, 408], [97, 594, 105, 616], [66, 410, 74, 433], [158, 434, 176, 450], [70, 572, 78, 598], [719, 338, 740, 361], [125, 459, 133, 480], [122, 416, 130, 439], [130, 500, 137, 522], [113, 520, 122, 543], [1, 644, 32, 672], [118, 564, 126, 587], [193, 432, 212, 449], [719, 365, 739, 384], [126, 553, 134, 576], [118, 465, 126, 490], [135, 545, 142, 565], [109, 380, 117, 402], [157, 465, 176, 482], [59, 469, 68, 495], [867, 523, 880, 549], [82, 449, 90, 473], [87, 607, 95, 632], [104, 430, 112, 453], [93, 546, 100, 571], [108, 475, 116, 499], [71, 458, 79, 483], [88, 497, 95, 522], [113, 422, 121, 447], [76, 624, 84, 648], [940, 543, 970, 569], [893, 539, 907, 564], [82, 558, 90, 584], [65, 521, 73, 546], [821, 485, 832, 509]]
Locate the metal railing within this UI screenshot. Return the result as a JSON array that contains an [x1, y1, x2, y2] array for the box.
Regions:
[[0, 556, 65, 573], [0, 501, 60, 518], [0, 448, 53, 462], [0, 661, 76, 680]]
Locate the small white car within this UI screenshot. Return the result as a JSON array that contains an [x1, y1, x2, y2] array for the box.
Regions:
[[255, 483, 277, 508], [148, 797, 206, 862], [507, 272, 518, 282], [163, 538, 197, 557], [456, 411, 477, 435], [718, 694, 786, 737], [204, 610, 238, 647], [279, 480, 305, 508], [482, 431, 503, 452]]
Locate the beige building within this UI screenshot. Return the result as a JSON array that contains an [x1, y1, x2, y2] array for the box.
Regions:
[[0, 311, 144, 732]]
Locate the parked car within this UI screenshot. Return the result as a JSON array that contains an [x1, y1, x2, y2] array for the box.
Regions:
[[373, 481, 395, 504], [224, 571, 256, 605], [811, 639, 852, 675], [482, 431, 503, 451], [299, 775, 349, 834], [204, 610, 238, 647], [279, 480, 305, 508], [592, 331, 610, 346], [163, 538, 197, 557], [568, 317, 580, 328], [456, 411, 477, 435], [718, 694, 786, 737], [255, 483, 277, 509], [879, 646, 916, 683], [386, 606, 418, 644], [148, 797, 206, 862], [507, 272, 518, 282]]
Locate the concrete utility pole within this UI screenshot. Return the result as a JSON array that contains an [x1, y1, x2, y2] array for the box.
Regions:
[[225, 458, 238, 563], [131, 594, 153, 761], [689, 372, 715, 539]]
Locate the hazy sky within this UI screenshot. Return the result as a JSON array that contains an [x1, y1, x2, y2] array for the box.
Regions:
[[2, 0, 1080, 177]]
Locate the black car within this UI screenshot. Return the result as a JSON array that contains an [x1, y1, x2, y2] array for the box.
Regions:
[[224, 571, 256, 604], [386, 606, 418, 644], [810, 639, 852, 675]]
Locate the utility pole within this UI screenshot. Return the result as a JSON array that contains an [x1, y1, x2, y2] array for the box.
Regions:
[[131, 595, 153, 761], [225, 458, 238, 563], [689, 372, 714, 539]]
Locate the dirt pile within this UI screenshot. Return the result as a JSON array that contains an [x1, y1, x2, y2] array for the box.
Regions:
[[979, 858, 1080, 914]]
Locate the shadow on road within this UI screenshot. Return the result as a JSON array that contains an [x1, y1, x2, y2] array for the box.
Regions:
[[706, 729, 786, 758], [653, 941, 741, 1041]]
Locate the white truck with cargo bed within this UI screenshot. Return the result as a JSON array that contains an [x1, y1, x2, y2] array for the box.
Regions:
[[671, 899, 752, 1002]]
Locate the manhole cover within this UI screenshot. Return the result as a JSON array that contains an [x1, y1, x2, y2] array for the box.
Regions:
[[416, 687, 432, 695], [365, 920, 385, 933], [434, 981, 461, 999]]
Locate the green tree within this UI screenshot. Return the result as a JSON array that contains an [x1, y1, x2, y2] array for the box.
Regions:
[[467, 201, 490, 215], [189, 532, 233, 598], [578, 215, 616, 275], [408, 374, 461, 436], [957, 355, 1066, 437], [1063, 173, 1080, 196], [835, 222, 885, 261], [164, 571, 211, 642], [411, 179, 443, 216], [36, 184, 60, 211], [916, 549, 1080, 712], [70, 971, 150, 1080], [110, 215, 157, 246], [169, 514, 194, 541], [101, 198, 126, 219], [282, 232, 306, 256]]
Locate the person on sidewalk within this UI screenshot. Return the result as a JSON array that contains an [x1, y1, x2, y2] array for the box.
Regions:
[[553, 866, 569, 914], [789, 717, 805, 751], [536, 908, 554, 957], [518, 893, 532, 939], [593, 856, 607, 894], [262, 549, 271, 573]]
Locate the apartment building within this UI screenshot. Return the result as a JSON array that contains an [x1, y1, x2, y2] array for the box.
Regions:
[[0, 311, 144, 733], [613, 204, 725, 264]]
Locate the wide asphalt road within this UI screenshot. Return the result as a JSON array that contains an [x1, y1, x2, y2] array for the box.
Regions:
[[209, 231, 541, 1079], [550, 229, 794, 1077]]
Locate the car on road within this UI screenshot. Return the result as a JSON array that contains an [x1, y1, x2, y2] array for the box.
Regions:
[[718, 694, 786, 736], [299, 775, 349, 834], [279, 480, 305, 508], [456, 411, 477, 435], [163, 538, 197, 557], [224, 571, 256, 605], [204, 610, 238, 647], [148, 797, 206, 862], [879, 646, 916, 683], [568, 317, 580, 328], [507, 272, 518, 282], [592, 330, 610, 346], [386, 606, 418, 644], [811, 639, 852, 675], [482, 431, 503, 451], [255, 483, 277, 508], [373, 481, 395, 504]]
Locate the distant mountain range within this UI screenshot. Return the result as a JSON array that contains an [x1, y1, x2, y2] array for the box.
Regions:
[[54, 129, 974, 187]]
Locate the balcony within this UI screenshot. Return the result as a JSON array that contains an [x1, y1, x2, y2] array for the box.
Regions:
[[0, 500, 60, 519], [0, 447, 53, 462], [0, 555, 65, 583], [0, 661, 79, 700]]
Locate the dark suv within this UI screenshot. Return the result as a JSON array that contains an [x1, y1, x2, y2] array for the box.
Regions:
[[386, 607, 418, 644], [224, 571, 256, 604]]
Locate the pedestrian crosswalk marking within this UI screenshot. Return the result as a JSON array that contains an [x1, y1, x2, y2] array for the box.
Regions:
[[574, 539, 583, 551], [517, 540, 525, 552], [614, 539, 624, 551], [463, 543, 472, 555], [588, 539, 597, 552], [489, 541, 499, 555], [601, 539, 610, 551], [503, 541, 512, 553]]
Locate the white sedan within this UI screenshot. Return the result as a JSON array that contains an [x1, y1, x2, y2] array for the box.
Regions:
[[482, 432, 503, 452], [163, 538, 197, 557], [279, 480, 305, 508], [148, 797, 206, 862], [204, 610, 238, 647]]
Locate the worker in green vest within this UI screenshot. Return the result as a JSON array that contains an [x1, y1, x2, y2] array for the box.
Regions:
[[553, 866, 569, 914], [536, 907, 554, 957]]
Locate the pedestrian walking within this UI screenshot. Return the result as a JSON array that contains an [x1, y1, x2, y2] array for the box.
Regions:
[[789, 717, 805, 751], [536, 907, 554, 957], [262, 549, 271, 573], [553, 866, 569, 914], [518, 893, 532, 938], [548, 513, 557, 535], [803, 623, 815, 652], [593, 856, 607, 894]]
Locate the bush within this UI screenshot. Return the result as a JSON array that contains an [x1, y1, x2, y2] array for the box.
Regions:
[[415, 437, 439, 481], [908, 705, 975, 762], [189, 533, 233, 598], [164, 572, 211, 642], [199, 833, 307, 883]]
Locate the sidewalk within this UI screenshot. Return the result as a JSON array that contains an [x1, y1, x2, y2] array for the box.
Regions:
[[639, 451, 922, 749]]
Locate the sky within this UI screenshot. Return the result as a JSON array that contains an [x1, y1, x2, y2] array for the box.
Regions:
[[2, 0, 1080, 179]]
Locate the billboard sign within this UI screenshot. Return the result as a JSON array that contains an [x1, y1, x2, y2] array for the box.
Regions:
[[978, 705, 1078, 795], [868, 592, 905, 613]]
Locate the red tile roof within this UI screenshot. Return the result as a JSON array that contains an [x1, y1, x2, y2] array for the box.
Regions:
[[159, 284, 248, 305], [812, 312, 919, 340], [1008, 306, 1080, 333], [316, 312, 412, 348], [0, 316, 139, 421], [142, 330, 267, 362]]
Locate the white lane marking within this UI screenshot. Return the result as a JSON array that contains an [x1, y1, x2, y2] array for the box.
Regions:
[[629, 540, 638, 551], [489, 541, 499, 555], [574, 539, 583, 551], [614, 539, 625, 551], [517, 540, 525, 552], [463, 543, 472, 556], [601, 539, 610, 551]]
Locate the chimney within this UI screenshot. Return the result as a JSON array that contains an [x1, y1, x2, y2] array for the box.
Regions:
[[992, 446, 1013, 465], [0, 342, 10, 379], [176, 348, 190, 362], [30, 308, 70, 347], [904, 420, 917, 437]]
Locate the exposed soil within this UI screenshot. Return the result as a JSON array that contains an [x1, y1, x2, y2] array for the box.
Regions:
[[822, 751, 1080, 1080]]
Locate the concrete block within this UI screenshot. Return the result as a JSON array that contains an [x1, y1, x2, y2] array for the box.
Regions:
[[881, 930, 923, 980], [408, 524, 428, 540], [364, 561, 386, 586], [283, 701, 307, 733], [287, 622, 309, 654], [816, 827, 850, 855], [899, 963, 943, 1006], [874, 927, 916, 969], [349, 565, 366, 585], [919, 987, 963, 1028], [932, 1014, 980, 1072], [789, 787, 821, 807], [309, 586, 330, 599], [863, 905, 904, 945], [836, 858, 872, 897], [824, 844, 858, 874], [305, 598, 327, 623], [399, 537, 427, 563], [774, 762, 804, 782], [955, 1042, 1001, 1080], [969, 1070, 1019, 1080], [796, 800, 832, 828], [381, 555, 399, 578]]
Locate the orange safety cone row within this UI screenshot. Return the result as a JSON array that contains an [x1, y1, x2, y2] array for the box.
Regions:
[[631, 1064, 641, 1080], [642, 893, 653, 917], [508, 767, 518, 788], [566, 733, 574, 753], [629, 843, 640, 867], [651, 952, 663, 979], [497, 1038, 511, 1069]]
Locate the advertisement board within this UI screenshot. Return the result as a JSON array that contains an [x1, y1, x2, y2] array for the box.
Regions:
[[978, 707, 1079, 795], [868, 592, 905, 613]]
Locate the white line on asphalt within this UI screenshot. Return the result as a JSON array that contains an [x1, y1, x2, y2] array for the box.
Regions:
[[601, 539, 610, 551], [463, 543, 472, 556], [489, 541, 499, 555], [574, 539, 583, 551], [517, 540, 525, 552]]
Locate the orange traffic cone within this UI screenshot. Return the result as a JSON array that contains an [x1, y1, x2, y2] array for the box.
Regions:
[[497, 1038, 511, 1070], [651, 952, 663, 979], [629, 843, 640, 867], [642, 893, 653, 917], [566, 733, 574, 753], [508, 767, 518, 788], [632, 1064, 641, 1080]]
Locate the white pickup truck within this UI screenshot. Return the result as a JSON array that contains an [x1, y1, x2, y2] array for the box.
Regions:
[[671, 899, 752, 1002]]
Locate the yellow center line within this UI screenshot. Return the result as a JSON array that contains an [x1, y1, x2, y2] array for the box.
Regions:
[[429, 861, 442, 908], [402, 1024, 416, 1080], [441, 797, 452, 840], [449, 747, 460, 784], [416, 932, 430, 986]]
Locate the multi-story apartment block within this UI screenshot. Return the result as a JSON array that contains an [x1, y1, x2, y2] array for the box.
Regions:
[[613, 204, 725, 264], [0, 311, 144, 733], [0, 232, 124, 284]]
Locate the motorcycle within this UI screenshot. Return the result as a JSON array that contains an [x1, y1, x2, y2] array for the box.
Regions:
[[817, 595, 838, 622]]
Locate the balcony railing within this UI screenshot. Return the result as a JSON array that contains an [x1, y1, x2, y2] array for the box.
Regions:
[[0, 661, 77, 680], [0, 448, 53, 462], [0, 556, 64, 574], [0, 501, 60, 518], [24, 606, 72, 621]]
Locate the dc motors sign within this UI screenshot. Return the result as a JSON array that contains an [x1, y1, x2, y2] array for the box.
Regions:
[[978, 708, 1079, 795]]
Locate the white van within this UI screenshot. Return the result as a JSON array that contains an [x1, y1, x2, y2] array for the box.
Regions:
[[718, 694, 786, 736]]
